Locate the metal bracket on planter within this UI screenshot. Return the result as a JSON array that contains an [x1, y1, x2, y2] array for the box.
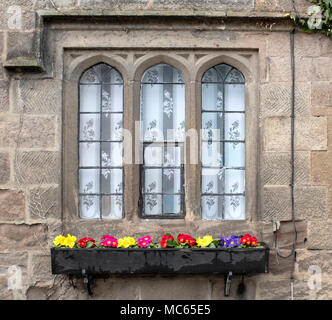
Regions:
[[82, 269, 94, 296], [224, 271, 233, 296]]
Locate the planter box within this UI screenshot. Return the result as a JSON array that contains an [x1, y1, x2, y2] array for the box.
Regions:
[[51, 244, 269, 275], [51, 245, 269, 296]]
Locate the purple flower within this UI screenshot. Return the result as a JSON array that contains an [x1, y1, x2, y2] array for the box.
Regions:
[[218, 237, 224, 247], [220, 235, 241, 248]]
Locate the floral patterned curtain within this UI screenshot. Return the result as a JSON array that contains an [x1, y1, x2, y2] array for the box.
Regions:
[[140, 64, 185, 216], [79, 63, 124, 219], [201, 64, 245, 220]]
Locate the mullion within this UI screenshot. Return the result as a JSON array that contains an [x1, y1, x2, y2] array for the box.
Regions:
[[99, 81, 102, 219]]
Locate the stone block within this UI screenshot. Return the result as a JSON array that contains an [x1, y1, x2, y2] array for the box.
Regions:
[[0, 223, 48, 251], [264, 117, 327, 151], [30, 252, 54, 283], [311, 151, 332, 185], [0, 152, 10, 184], [260, 82, 310, 118], [0, 115, 56, 149], [28, 186, 60, 220], [0, 252, 28, 276], [14, 151, 59, 185], [296, 250, 332, 275], [0, 189, 25, 222], [262, 151, 310, 185], [294, 33, 321, 58], [312, 58, 332, 81], [255, 0, 310, 13], [6, 31, 39, 61], [308, 220, 332, 249], [12, 79, 61, 114], [294, 186, 328, 220], [262, 186, 292, 221], [35, 0, 76, 8], [138, 276, 209, 300], [311, 82, 332, 108], [256, 277, 311, 300], [0, 80, 9, 113]]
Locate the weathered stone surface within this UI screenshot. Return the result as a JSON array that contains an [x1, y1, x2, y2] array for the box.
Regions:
[[30, 253, 54, 283], [268, 56, 313, 82], [139, 276, 209, 300], [29, 186, 60, 220], [255, 0, 310, 13], [262, 151, 310, 185], [260, 82, 310, 118], [262, 186, 292, 221], [256, 277, 311, 300], [308, 220, 332, 249], [210, 277, 256, 300], [312, 58, 332, 81], [35, 0, 76, 9], [0, 223, 48, 251], [0, 115, 56, 148], [311, 82, 332, 108], [15, 151, 59, 185], [0, 152, 10, 184], [268, 249, 294, 276], [0, 189, 25, 222], [296, 250, 332, 274], [12, 79, 61, 114], [0, 252, 28, 275], [263, 185, 327, 221], [0, 276, 13, 300], [0, 80, 9, 112], [311, 151, 332, 185], [264, 117, 327, 151], [294, 186, 328, 220], [6, 31, 39, 61]]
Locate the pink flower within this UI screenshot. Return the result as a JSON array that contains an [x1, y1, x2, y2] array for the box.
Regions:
[[99, 235, 118, 247], [138, 235, 152, 244], [137, 240, 149, 248]]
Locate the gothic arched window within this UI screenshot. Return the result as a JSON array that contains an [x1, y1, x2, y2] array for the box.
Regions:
[[201, 64, 245, 220], [79, 63, 124, 219]]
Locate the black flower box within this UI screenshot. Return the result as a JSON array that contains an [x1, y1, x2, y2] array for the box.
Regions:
[[51, 244, 269, 296]]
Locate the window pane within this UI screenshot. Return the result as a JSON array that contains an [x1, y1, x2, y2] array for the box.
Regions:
[[79, 63, 123, 220], [144, 194, 162, 215], [79, 143, 100, 167], [80, 85, 101, 112], [140, 64, 185, 217], [102, 195, 123, 219], [224, 142, 245, 167], [224, 84, 245, 111], [79, 169, 100, 194], [224, 113, 245, 141], [80, 114, 100, 141], [202, 112, 223, 141], [80, 195, 100, 219], [201, 64, 245, 220], [201, 195, 223, 220], [101, 168, 123, 194], [224, 195, 245, 220]]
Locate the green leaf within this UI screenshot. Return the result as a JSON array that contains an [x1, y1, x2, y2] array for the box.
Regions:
[[86, 241, 93, 248]]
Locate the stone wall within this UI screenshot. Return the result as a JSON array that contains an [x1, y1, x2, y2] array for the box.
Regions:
[[0, 0, 332, 300]]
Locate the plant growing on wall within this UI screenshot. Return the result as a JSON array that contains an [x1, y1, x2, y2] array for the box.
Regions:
[[289, 0, 332, 38]]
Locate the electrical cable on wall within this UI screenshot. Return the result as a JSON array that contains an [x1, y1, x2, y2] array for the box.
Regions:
[[272, 0, 299, 300]]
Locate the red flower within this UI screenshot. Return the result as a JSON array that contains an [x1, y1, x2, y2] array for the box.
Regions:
[[251, 236, 257, 246], [177, 233, 196, 247], [78, 237, 96, 248], [160, 234, 174, 248]]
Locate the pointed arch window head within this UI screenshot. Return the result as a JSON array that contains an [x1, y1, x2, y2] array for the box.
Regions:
[[140, 63, 185, 218], [78, 63, 124, 220], [201, 63, 245, 220]]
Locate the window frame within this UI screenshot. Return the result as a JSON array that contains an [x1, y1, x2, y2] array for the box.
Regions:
[[62, 50, 258, 232]]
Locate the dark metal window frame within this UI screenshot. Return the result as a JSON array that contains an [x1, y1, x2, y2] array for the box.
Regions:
[[200, 64, 246, 220], [139, 64, 186, 219], [78, 63, 124, 220]]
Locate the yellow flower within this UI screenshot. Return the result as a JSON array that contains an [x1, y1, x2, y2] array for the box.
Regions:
[[117, 238, 125, 248], [63, 234, 77, 248], [196, 235, 213, 248], [118, 237, 136, 248], [124, 237, 136, 246], [53, 235, 66, 246]]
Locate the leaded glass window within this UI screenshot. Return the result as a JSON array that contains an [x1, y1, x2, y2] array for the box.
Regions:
[[79, 63, 124, 219], [140, 64, 185, 217], [201, 64, 245, 220]]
